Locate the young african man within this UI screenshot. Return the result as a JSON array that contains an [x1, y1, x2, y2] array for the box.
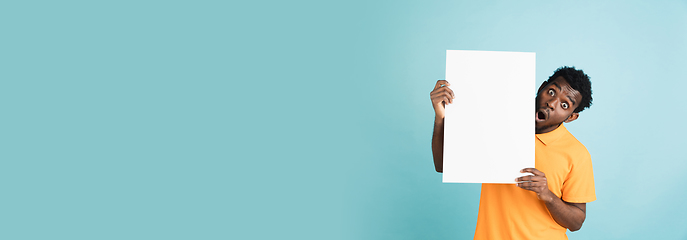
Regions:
[[430, 66, 596, 239]]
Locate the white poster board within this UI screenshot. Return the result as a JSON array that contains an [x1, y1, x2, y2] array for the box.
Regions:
[[442, 50, 535, 184]]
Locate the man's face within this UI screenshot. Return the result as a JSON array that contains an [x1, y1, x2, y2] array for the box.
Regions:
[[535, 76, 583, 134]]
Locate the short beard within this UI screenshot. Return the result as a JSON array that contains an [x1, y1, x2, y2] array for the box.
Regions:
[[536, 121, 563, 133]]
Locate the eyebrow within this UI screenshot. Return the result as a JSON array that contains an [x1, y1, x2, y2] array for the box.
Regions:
[[567, 95, 577, 106], [551, 82, 577, 106]]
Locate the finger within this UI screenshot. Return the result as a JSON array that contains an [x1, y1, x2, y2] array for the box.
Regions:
[[432, 92, 453, 104], [430, 89, 452, 98], [518, 175, 547, 182], [533, 176, 547, 182], [517, 181, 542, 189], [439, 86, 455, 99], [516, 176, 533, 182], [431, 88, 455, 101], [432, 96, 450, 106], [521, 168, 545, 176], [433, 81, 445, 90], [516, 182, 533, 189], [433, 80, 450, 91]]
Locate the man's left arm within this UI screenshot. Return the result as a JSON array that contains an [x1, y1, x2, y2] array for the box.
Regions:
[[516, 168, 587, 231]]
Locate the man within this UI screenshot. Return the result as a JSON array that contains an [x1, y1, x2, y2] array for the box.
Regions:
[[430, 66, 596, 239]]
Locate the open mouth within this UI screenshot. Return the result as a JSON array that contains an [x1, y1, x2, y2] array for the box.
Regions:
[[536, 110, 547, 122]]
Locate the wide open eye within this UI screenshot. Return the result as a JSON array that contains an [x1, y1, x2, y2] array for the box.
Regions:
[[562, 102, 569, 109], [548, 89, 554, 96]]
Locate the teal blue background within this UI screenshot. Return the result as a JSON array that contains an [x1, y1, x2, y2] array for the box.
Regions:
[[2, 0, 686, 239]]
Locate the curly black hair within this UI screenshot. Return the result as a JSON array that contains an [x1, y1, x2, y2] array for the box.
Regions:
[[544, 66, 593, 113]]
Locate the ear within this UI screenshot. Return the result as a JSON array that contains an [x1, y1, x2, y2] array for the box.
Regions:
[[537, 81, 548, 95], [564, 112, 579, 123]]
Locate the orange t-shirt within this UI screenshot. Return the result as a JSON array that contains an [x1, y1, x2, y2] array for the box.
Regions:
[[473, 124, 596, 240]]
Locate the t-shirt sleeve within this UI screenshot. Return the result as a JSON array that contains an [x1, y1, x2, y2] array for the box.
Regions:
[[561, 148, 596, 203]]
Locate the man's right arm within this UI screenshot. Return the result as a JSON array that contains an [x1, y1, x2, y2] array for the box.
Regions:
[[431, 116, 445, 172], [430, 80, 454, 173]]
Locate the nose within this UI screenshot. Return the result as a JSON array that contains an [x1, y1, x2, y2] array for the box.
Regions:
[[546, 98, 559, 110]]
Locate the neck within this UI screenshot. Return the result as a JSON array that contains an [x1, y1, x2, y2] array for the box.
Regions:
[[536, 122, 562, 134]]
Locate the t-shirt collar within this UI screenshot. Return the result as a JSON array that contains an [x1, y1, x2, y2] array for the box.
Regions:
[[536, 124, 568, 146]]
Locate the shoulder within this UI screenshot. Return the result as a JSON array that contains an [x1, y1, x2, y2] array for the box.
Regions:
[[561, 132, 592, 163]]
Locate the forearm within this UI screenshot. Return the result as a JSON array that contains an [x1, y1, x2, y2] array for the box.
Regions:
[[543, 193, 586, 231], [431, 116, 444, 173]]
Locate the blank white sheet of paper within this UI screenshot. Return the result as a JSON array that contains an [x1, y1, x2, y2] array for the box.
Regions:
[[442, 50, 535, 184]]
